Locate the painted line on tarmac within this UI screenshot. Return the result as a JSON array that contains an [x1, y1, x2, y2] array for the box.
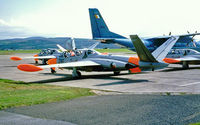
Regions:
[[179, 82, 200, 87]]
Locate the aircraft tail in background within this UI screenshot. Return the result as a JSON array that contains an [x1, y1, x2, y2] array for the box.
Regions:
[[89, 8, 126, 40], [130, 35, 179, 70]]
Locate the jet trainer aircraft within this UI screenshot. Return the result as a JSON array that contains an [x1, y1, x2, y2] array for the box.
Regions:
[[89, 8, 200, 52], [10, 48, 61, 64], [10, 38, 76, 64], [16, 35, 179, 78], [163, 49, 200, 68]]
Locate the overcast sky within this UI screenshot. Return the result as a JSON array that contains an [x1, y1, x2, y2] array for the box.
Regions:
[[1, 0, 200, 39]]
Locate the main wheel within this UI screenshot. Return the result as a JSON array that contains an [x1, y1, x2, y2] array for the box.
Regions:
[[182, 61, 189, 69], [72, 70, 81, 78], [113, 71, 120, 75], [51, 68, 56, 74]]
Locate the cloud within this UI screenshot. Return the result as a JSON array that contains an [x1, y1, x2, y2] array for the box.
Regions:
[[0, 19, 46, 39]]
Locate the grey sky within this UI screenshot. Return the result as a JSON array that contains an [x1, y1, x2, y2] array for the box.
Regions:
[[1, 0, 200, 39]]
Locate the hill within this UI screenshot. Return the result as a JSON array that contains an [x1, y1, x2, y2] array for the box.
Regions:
[[0, 37, 121, 50]]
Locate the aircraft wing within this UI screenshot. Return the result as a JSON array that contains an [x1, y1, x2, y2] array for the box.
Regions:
[[176, 56, 200, 61], [146, 33, 200, 39], [10, 55, 56, 61], [40, 60, 100, 68], [17, 60, 101, 72]]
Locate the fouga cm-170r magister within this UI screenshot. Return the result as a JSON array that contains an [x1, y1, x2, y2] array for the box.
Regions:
[[16, 35, 179, 78]]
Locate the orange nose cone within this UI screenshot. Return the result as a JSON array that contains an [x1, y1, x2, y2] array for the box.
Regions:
[[34, 54, 39, 61], [10, 56, 22, 61], [47, 58, 57, 65], [17, 64, 43, 72], [163, 58, 180, 64]]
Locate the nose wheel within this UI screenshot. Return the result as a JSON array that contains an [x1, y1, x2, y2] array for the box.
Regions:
[[51, 68, 56, 74], [72, 68, 81, 78], [113, 71, 120, 75], [35, 61, 38, 64]]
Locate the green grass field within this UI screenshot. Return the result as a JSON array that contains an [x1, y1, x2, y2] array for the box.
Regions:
[[0, 48, 135, 55], [95, 48, 135, 53], [0, 79, 95, 110], [0, 50, 41, 55], [190, 123, 200, 125]]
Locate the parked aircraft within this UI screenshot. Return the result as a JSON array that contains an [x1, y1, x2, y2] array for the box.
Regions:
[[10, 48, 61, 64], [17, 35, 179, 78], [10, 38, 76, 64], [89, 8, 200, 52], [163, 49, 200, 68]]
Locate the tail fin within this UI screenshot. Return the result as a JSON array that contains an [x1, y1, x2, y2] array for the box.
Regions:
[[130, 35, 158, 62], [89, 8, 126, 39], [130, 35, 179, 62]]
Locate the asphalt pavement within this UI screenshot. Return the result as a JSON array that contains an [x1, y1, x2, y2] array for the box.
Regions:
[[4, 94, 200, 125]]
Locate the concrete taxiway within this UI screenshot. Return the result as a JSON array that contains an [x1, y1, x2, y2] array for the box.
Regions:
[[1, 53, 200, 94]]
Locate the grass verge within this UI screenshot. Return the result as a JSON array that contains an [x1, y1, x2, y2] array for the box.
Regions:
[[95, 48, 135, 53], [190, 123, 200, 125], [0, 49, 135, 55], [0, 78, 95, 110]]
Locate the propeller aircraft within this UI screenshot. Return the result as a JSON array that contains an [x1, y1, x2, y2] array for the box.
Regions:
[[89, 8, 200, 52]]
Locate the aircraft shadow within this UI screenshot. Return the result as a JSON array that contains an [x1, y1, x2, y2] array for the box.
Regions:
[[30, 72, 150, 85], [95, 79, 149, 86], [161, 67, 200, 72]]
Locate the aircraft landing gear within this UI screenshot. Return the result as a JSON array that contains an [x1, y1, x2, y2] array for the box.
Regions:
[[182, 61, 189, 69], [72, 68, 81, 78], [51, 68, 56, 74], [113, 71, 120, 75], [42, 59, 47, 65], [35, 60, 38, 64]]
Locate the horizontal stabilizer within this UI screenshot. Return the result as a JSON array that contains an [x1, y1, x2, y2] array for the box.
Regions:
[[57, 44, 67, 52], [152, 36, 179, 62]]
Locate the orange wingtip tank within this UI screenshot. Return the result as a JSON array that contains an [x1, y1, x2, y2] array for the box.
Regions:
[[34, 54, 39, 61], [10, 56, 22, 61], [17, 64, 43, 72], [101, 52, 108, 55], [163, 58, 180, 64]]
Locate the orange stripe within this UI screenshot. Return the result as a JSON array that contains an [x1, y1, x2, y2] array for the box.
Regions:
[[129, 67, 141, 73], [128, 57, 139, 65]]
